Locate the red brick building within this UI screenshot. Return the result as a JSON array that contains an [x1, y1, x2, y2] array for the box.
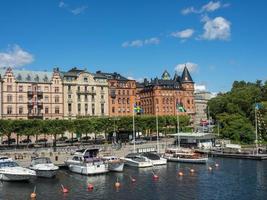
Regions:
[[137, 66, 195, 117], [96, 71, 136, 116]]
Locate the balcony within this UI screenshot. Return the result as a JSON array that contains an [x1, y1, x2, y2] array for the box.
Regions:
[[28, 112, 43, 119], [100, 99, 105, 103], [27, 90, 43, 97], [28, 101, 43, 108], [67, 99, 73, 103], [77, 90, 96, 95]]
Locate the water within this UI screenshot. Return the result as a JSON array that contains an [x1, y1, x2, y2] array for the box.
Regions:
[[0, 158, 267, 200]]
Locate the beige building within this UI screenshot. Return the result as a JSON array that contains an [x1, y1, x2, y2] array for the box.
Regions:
[[0, 67, 64, 119], [62, 67, 109, 119]]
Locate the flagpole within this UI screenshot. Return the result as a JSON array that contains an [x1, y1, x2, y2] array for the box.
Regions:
[[255, 103, 258, 155], [133, 103, 136, 153], [156, 108, 159, 153], [177, 107, 180, 148]]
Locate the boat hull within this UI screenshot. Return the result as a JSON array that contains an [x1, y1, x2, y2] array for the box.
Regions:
[[66, 162, 108, 175], [123, 158, 153, 168], [151, 158, 167, 166], [108, 162, 124, 172], [0, 173, 34, 181], [165, 156, 208, 164], [35, 169, 58, 178]]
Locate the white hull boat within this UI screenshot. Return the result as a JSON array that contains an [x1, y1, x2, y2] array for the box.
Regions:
[[29, 157, 59, 178], [123, 153, 153, 168], [65, 148, 108, 175], [103, 156, 124, 172], [0, 157, 36, 181], [142, 152, 167, 166]]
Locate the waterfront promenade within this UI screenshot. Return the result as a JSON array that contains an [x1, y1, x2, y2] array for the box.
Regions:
[[0, 139, 173, 167]]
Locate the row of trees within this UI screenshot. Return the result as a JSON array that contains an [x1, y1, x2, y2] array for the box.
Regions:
[[0, 115, 190, 147], [208, 80, 267, 144]]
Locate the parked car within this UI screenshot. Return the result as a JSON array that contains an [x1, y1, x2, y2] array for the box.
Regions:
[[35, 138, 48, 144], [129, 139, 147, 145], [56, 136, 68, 142], [65, 138, 79, 143], [2, 138, 16, 145], [20, 138, 32, 144], [81, 136, 91, 142]]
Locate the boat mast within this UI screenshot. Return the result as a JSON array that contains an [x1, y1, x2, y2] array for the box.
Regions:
[[177, 107, 180, 148], [156, 108, 159, 153], [133, 103, 136, 153], [255, 103, 258, 155]]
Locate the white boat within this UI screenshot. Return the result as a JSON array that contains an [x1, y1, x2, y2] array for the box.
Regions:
[[141, 152, 167, 166], [123, 153, 153, 168], [103, 156, 124, 172], [29, 157, 59, 178], [0, 157, 36, 181], [65, 148, 108, 175], [164, 148, 208, 164]]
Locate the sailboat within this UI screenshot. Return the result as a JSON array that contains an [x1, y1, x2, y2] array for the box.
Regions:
[[122, 104, 153, 168], [163, 103, 208, 164]]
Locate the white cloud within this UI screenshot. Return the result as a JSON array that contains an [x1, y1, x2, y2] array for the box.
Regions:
[[201, 17, 231, 40], [171, 29, 194, 39], [71, 6, 88, 15], [175, 62, 198, 73], [195, 84, 206, 92], [0, 45, 34, 68], [59, 1, 67, 8], [201, 1, 221, 12], [122, 37, 160, 48], [181, 1, 230, 15]]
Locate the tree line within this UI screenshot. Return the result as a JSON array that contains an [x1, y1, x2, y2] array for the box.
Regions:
[[0, 115, 190, 147], [208, 80, 267, 144]]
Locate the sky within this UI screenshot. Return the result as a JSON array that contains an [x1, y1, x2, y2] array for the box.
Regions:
[[0, 0, 267, 93]]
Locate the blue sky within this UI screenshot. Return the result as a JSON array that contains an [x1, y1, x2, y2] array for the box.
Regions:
[[0, 0, 266, 93]]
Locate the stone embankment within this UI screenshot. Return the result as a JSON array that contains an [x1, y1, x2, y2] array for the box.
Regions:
[[0, 139, 173, 167]]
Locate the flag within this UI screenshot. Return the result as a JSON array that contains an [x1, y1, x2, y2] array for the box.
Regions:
[[255, 103, 263, 110], [176, 103, 186, 112], [134, 105, 142, 113]]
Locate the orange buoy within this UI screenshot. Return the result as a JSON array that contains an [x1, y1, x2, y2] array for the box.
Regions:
[[30, 192, 36, 199], [215, 163, 219, 167], [190, 169, 195, 173], [208, 166, 213, 171], [61, 184, 69, 193], [130, 176, 136, 183], [88, 183, 94, 190], [178, 171, 184, 176], [153, 174, 159, 180], [115, 178, 121, 188]]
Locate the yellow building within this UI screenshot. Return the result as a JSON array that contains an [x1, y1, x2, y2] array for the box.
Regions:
[[62, 67, 109, 119]]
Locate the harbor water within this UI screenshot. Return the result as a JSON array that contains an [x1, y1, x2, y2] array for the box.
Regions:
[[0, 158, 266, 200]]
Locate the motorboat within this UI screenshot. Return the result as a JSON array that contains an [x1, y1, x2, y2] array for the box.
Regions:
[[29, 157, 59, 178], [164, 148, 208, 164], [141, 152, 167, 166], [65, 148, 108, 175], [103, 156, 124, 172], [122, 153, 153, 168], [0, 157, 36, 181]]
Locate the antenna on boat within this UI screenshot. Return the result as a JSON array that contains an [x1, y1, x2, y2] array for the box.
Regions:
[[156, 108, 159, 153], [133, 103, 136, 153]]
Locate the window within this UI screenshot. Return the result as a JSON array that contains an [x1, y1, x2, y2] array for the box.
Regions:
[[45, 86, 49, 92], [101, 86, 103, 91], [118, 98, 121, 104], [85, 104, 88, 114], [7, 106, 12, 114], [28, 86, 32, 91], [101, 95, 104, 99], [78, 94, 81, 102], [55, 95, 59, 103], [92, 86, 94, 91], [92, 104, 95, 115], [84, 77, 88, 82], [68, 85, 71, 91], [19, 107, 23, 114], [122, 90, 125, 95], [55, 107, 60, 114], [78, 86, 80, 92], [45, 95, 49, 102], [7, 95, 12, 102], [45, 107, 49, 114], [156, 98, 159, 104], [112, 107, 115, 113], [55, 87, 59, 93], [18, 95, 23, 102], [18, 85, 23, 92], [127, 98, 130, 104], [78, 104, 81, 113], [118, 90, 121, 95], [127, 90, 129, 95], [37, 86, 41, 91], [91, 95, 95, 102], [122, 98, 125, 104], [85, 86, 88, 91], [68, 94, 71, 99], [101, 103, 104, 115], [85, 95, 88, 101], [7, 85, 12, 92], [112, 99, 115, 104], [68, 104, 72, 112]]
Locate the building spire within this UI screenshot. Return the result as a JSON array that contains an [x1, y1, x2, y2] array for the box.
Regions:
[[181, 64, 193, 83]]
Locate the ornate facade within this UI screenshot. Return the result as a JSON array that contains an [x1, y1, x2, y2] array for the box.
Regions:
[[95, 71, 136, 116], [63, 68, 109, 119], [137, 66, 195, 117], [0, 67, 64, 119]]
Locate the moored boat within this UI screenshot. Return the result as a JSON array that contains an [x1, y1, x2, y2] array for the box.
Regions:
[[141, 152, 167, 166], [0, 157, 36, 181], [164, 148, 208, 164], [65, 148, 108, 175], [122, 153, 153, 168], [103, 156, 124, 172], [29, 157, 59, 178]]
